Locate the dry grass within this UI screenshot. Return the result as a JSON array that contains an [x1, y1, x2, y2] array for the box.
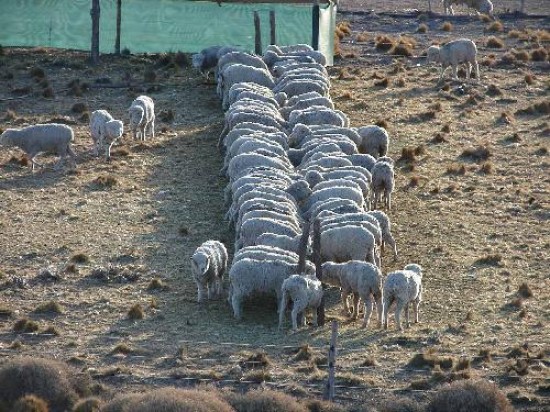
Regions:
[[426, 379, 513, 411], [12, 395, 49, 412], [486, 36, 505, 48], [460, 145, 492, 162], [128, 304, 145, 320], [13, 318, 40, 333], [34, 300, 63, 314], [356, 32, 369, 42], [441, 22, 453, 32], [225, 389, 306, 412], [417, 23, 428, 33], [487, 21, 504, 32], [530, 47, 548, 61], [375, 35, 396, 51], [72, 397, 102, 412]]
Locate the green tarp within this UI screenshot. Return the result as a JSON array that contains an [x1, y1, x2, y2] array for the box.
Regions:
[[0, 0, 335, 64]]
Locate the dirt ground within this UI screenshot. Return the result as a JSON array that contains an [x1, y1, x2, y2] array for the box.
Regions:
[[0, 5, 549, 411]]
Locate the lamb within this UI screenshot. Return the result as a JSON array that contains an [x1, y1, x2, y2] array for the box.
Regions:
[[443, 0, 493, 16], [279, 274, 323, 331], [427, 38, 480, 84], [354, 125, 390, 157], [128, 95, 155, 140], [0, 123, 76, 170], [319, 225, 377, 266], [322, 261, 383, 328], [89, 110, 124, 160], [190, 240, 228, 303], [192, 45, 226, 79], [218, 64, 275, 109], [371, 158, 395, 210], [383, 264, 423, 331], [228, 258, 314, 320]]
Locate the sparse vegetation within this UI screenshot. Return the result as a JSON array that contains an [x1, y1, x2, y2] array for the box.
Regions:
[[441, 22, 453, 32], [13, 318, 40, 333], [486, 36, 505, 48], [426, 379, 513, 411], [128, 303, 144, 320], [34, 300, 63, 314], [487, 21, 504, 32], [418, 23, 428, 33]]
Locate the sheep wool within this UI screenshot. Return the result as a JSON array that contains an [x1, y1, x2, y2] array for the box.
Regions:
[[190, 240, 228, 303]]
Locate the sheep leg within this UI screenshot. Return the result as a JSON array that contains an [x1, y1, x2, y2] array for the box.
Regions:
[[405, 303, 411, 328], [451, 64, 459, 81], [474, 60, 480, 82], [196, 283, 207, 303], [231, 293, 242, 321], [395, 300, 405, 331], [414, 298, 420, 323], [375, 294, 383, 328], [383, 298, 390, 329], [384, 234, 398, 260], [149, 119, 155, 139], [341, 289, 351, 315], [437, 66, 446, 84], [362, 295, 374, 328], [466, 62, 472, 80], [351, 293, 360, 320], [106, 142, 114, 161]]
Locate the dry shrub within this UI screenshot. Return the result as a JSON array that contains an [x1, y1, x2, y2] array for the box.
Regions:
[[518, 282, 533, 298], [514, 50, 530, 62], [42, 87, 54, 98], [111, 343, 134, 355], [374, 77, 390, 87], [486, 84, 502, 96], [409, 176, 420, 187], [72, 397, 102, 412], [375, 35, 395, 51], [446, 164, 466, 175], [147, 277, 166, 290], [34, 301, 63, 314], [240, 351, 271, 369], [487, 21, 503, 32], [408, 351, 454, 370], [417, 23, 428, 33], [71, 103, 87, 114], [225, 389, 307, 412], [426, 379, 513, 412], [531, 47, 548, 61], [305, 399, 347, 412], [244, 369, 272, 383], [375, 119, 389, 129], [12, 395, 49, 412], [70, 253, 89, 263], [455, 357, 471, 372], [479, 14, 492, 23], [13, 318, 40, 333], [128, 304, 144, 320], [460, 145, 492, 162], [432, 133, 448, 144], [394, 77, 406, 87], [481, 55, 496, 67], [508, 29, 521, 38], [414, 144, 426, 156], [441, 124, 451, 133], [356, 32, 369, 42], [294, 344, 314, 362], [399, 147, 416, 163], [441, 22, 453, 32], [390, 43, 413, 57], [479, 162, 493, 174], [380, 397, 423, 412], [0, 357, 84, 411], [104, 388, 233, 412], [92, 175, 117, 188], [486, 36, 504, 48], [159, 109, 175, 122], [524, 73, 534, 84], [30, 66, 45, 79]]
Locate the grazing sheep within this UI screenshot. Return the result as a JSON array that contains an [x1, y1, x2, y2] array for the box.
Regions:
[[218, 64, 275, 109], [322, 261, 383, 328], [279, 274, 323, 331], [236, 217, 301, 250], [228, 258, 314, 320], [89, 110, 123, 160], [192, 45, 226, 79], [272, 62, 328, 79], [0, 123, 76, 170], [290, 123, 362, 147], [232, 245, 302, 265], [307, 198, 364, 222], [220, 124, 284, 153], [320, 225, 377, 266], [217, 51, 269, 74], [368, 210, 398, 260], [383, 264, 423, 331], [263, 49, 327, 67], [371, 158, 395, 210], [226, 152, 293, 181], [276, 79, 330, 99], [288, 106, 349, 130], [255, 233, 304, 254], [128, 95, 155, 140], [443, 0, 493, 16], [190, 240, 228, 303], [354, 125, 390, 157], [281, 95, 335, 120], [427, 38, 480, 84], [303, 185, 366, 216]]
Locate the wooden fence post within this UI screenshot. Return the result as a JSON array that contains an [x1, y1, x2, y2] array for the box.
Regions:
[[520, 0, 525, 13], [323, 320, 338, 401], [296, 221, 310, 326], [90, 0, 100, 65], [254, 11, 262, 55], [115, 0, 122, 55], [269, 10, 276, 45], [313, 218, 325, 326], [311, 0, 320, 50]]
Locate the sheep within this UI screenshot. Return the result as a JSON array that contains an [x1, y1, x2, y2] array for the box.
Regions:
[[321, 261, 383, 328], [383, 264, 423, 331], [279, 274, 323, 331], [272, 62, 328, 79], [224, 172, 294, 206], [228, 258, 315, 320], [274, 73, 330, 94], [226, 152, 293, 182], [255, 233, 303, 254], [368, 210, 398, 260], [89, 110, 123, 160], [371, 158, 395, 210], [289, 123, 361, 147], [281, 96, 334, 120], [220, 124, 284, 153], [276, 79, 330, 99], [227, 82, 286, 107], [232, 245, 301, 265], [235, 198, 300, 229], [427, 38, 480, 84], [266, 44, 314, 55], [299, 154, 354, 172], [0, 123, 76, 170], [354, 125, 389, 157], [190, 240, 228, 303], [236, 217, 301, 250], [305, 169, 371, 201], [239, 209, 302, 235], [319, 225, 377, 266], [128, 95, 155, 141], [222, 137, 288, 174], [443, 0, 493, 16], [302, 185, 366, 216], [263, 49, 327, 67], [307, 198, 364, 222], [192, 45, 225, 79], [346, 153, 377, 171], [218, 64, 275, 109], [288, 106, 349, 130], [217, 51, 269, 74]]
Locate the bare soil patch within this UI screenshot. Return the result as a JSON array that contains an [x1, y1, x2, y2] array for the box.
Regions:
[[0, 7, 549, 410]]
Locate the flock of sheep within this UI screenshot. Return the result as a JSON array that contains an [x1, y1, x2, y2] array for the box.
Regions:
[[190, 44, 425, 332]]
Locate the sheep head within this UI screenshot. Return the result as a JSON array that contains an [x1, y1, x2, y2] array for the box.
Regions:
[[426, 46, 441, 64], [191, 252, 210, 279]]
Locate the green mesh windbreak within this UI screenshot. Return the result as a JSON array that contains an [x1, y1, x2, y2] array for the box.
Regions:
[[1, 0, 335, 64]]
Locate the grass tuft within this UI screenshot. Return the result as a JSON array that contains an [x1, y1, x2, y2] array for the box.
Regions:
[[147, 277, 166, 290], [12, 394, 49, 412], [418, 23, 428, 33], [531, 47, 548, 62], [13, 318, 40, 333], [432, 133, 448, 144], [487, 21, 504, 32], [374, 77, 390, 87], [375, 35, 395, 51], [92, 175, 118, 189], [71, 103, 88, 114], [460, 145, 492, 162], [70, 253, 89, 264], [479, 161, 494, 174], [441, 22, 453, 32], [518, 282, 533, 298], [34, 300, 63, 314], [486, 36, 505, 48], [128, 304, 144, 320]]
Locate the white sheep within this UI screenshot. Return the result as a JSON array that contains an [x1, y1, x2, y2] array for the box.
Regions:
[[236, 217, 301, 250], [228, 258, 314, 320], [218, 64, 275, 109], [263, 49, 327, 67], [290, 123, 362, 147], [232, 245, 301, 265], [227, 152, 293, 182], [322, 261, 383, 328], [128, 95, 155, 140], [320, 225, 377, 266], [443, 0, 493, 16], [427, 38, 480, 84], [89, 110, 124, 160], [272, 62, 328, 79], [288, 106, 349, 130], [354, 125, 389, 157], [279, 274, 323, 331], [190, 240, 228, 303], [307, 198, 363, 223], [303, 185, 366, 217], [255, 233, 303, 254], [0, 123, 76, 170], [383, 264, 423, 331], [276, 79, 330, 99], [371, 158, 395, 210], [281, 96, 334, 120], [220, 123, 283, 153]]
